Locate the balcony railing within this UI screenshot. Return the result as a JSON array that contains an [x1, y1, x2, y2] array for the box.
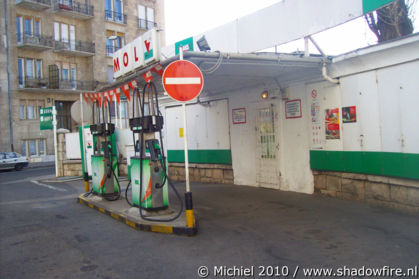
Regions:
[[105, 10, 127, 24], [15, 0, 51, 10], [106, 45, 121, 57], [19, 76, 96, 91], [17, 34, 53, 50], [57, 80, 96, 91], [54, 40, 95, 56], [20, 77, 49, 89], [53, 0, 94, 19], [138, 18, 157, 30]]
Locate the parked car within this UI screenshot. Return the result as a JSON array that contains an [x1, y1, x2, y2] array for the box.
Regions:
[[0, 152, 29, 171]]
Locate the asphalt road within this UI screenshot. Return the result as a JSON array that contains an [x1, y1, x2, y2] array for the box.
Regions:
[[1, 167, 418, 279]]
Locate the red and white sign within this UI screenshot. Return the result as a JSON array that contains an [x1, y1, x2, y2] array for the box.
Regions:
[[311, 89, 317, 99], [162, 60, 204, 102]]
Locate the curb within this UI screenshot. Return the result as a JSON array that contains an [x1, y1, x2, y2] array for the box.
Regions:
[[77, 195, 198, 236]]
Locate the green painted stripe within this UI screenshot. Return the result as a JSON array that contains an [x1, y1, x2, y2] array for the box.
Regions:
[[363, 0, 395, 14], [310, 150, 419, 180], [168, 149, 232, 165]]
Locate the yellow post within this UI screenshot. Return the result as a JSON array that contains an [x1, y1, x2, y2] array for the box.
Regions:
[[84, 180, 89, 192]]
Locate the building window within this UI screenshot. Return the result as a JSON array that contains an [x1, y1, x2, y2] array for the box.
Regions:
[[27, 104, 36, 120], [106, 30, 124, 56], [121, 100, 128, 118], [138, 5, 155, 30], [29, 140, 37, 156], [18, 58, 43, 88], [38, 139, 46, 156], [16, 15, 41, 42], [19, 99, 45, 121], [55, 62, 77, 89], [18, 58, 24, 87], [20, 104, 26, 120], [54, 22, 76, 50], [105, 0, 124, 23], [16, 16, 22, 43], [21, 139, 46, 157], [21, 142, 27, 156], [26, 58, 34, 79]]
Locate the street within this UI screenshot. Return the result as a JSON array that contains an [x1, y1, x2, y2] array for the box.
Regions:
[[1, 167, 418, 279]]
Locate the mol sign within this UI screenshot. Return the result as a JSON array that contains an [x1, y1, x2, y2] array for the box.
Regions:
[[113, 29, 160, 79]]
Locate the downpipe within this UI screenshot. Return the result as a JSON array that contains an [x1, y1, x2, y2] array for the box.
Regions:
[[322, 63, 339, 84]]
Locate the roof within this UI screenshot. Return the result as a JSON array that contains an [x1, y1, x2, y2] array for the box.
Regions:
[[102, 51, 326, 97]]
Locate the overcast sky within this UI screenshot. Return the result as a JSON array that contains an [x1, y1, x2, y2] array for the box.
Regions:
[[164, 0, 418, 55]]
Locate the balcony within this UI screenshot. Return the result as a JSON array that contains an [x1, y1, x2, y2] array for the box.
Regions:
[[138, 18, 157, 30], [19, 77, 49, 89], [56, 80, 96, 91], [54, 40, 95, 57], [105, 10, 127, 25], [106, 45, 121, 57], [15, 0, 51, 11], [17, 34, 53, 51], [19, 77, 96, 92], [53, 0, 94, 20]]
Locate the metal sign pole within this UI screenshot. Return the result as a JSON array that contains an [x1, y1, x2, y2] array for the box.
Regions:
[[52, 106, 58, 177], [179, 48, 191, 193], [179, 47, 194, 228], [80, 93, 89, 192]]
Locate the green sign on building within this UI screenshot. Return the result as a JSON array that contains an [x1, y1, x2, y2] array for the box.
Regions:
[[363, 0, 395, 14], [175, 37, 194, 55], [39, 107, 54, 130]]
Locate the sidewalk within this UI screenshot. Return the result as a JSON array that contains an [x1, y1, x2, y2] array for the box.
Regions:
[[27, 161, 55, 169]]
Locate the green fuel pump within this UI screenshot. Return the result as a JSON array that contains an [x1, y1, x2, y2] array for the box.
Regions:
[[126, 80, 183, 221], [89, 99, 120, 201]]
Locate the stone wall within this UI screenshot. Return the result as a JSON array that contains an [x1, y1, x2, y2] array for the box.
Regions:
[[168, 163, 234, 184], [314, 171, 419, 213]]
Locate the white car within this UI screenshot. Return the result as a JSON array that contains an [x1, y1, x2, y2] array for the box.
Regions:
[[0, 152, 29, 171]]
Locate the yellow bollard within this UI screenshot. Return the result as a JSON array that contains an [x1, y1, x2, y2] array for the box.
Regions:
[[185, 192, 194, 228], [84, 180, 89, 192], [186, 209, 195, 228]]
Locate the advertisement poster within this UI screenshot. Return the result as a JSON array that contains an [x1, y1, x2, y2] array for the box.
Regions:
[[342, 106, 357, 123], [325, 108, 340, 140]]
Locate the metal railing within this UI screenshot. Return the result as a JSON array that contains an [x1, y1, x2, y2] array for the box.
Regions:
[[18, 76, 96, 91], [138, 18, 157, 30], [106, 45, 121, 56], [54, 40, 95, 54], [17, 34, 53, 48], [53, 0, 94, 17], [57, 80, 96, 91], [16, 0, 51, 6], [105, 10, 127, 24], [21, 77, 49, 89]]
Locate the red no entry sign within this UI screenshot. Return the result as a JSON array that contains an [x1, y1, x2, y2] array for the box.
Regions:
[[162, 60, 204, 102]]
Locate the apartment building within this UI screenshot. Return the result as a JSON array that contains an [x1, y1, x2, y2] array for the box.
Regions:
[[0, 0, 165, 160]]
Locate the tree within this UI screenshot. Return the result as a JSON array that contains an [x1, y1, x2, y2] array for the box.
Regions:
[[365, 0, 416, 42]]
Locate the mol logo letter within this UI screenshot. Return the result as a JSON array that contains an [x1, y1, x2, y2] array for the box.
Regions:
[[142, 29, 159, 63], [113, 48, 123, 78]]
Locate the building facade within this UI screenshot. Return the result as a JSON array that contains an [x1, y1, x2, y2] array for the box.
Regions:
[[0, 0, 165, 160]]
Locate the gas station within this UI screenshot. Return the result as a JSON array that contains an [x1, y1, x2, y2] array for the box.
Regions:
[[76, 0, 419, 234]]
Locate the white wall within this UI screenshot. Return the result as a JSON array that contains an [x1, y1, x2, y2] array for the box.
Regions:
[[310, 59, 419, 154], [65, 132, 81, 159], [280, 84, 313, 193], [164, 99, 230, 151]]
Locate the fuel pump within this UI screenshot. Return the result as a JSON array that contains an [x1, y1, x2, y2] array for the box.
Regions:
[[127, 80, 183, 221], [89, 99, 120, 201]]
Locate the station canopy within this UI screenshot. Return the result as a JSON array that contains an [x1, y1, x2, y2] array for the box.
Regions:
[[101, 51, 327, 98]]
